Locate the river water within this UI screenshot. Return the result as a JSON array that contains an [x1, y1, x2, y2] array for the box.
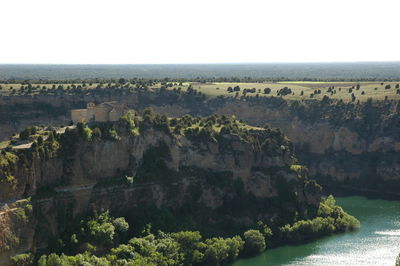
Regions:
[[234, 196, 400, 266]]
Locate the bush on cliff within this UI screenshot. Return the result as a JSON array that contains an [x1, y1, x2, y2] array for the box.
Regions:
[[10, 253, 34, 266]]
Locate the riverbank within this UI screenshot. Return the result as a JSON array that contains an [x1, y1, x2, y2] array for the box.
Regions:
[[234, 196, 400, 266]]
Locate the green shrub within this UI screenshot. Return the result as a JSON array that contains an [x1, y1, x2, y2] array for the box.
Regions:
[[108, 129, 120, 141], [82, 127, 92, 141], [113, 217, 129, 235], [243, 230, 266, 255], [11, 253, 34, 266]]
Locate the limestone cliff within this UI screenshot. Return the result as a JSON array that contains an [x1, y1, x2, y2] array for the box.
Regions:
[[2, 90, 398, 194], [0, 114, 321, 263]]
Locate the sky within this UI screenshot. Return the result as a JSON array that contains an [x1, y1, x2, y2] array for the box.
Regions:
[[0, 0, 399, 64]]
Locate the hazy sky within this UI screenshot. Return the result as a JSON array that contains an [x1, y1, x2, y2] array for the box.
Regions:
[[1, 0, 399, 64]]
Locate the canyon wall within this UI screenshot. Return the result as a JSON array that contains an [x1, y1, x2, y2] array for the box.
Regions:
[[210, 100, 400, 193], [1, 91, 399, 194]]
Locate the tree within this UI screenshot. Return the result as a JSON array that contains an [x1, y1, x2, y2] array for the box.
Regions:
[[203, 236, 244, 265], [48, 131, 55, 142], [143, 107, 155, 123], [256, 221, 273, 240], [278, 87, 292, 96], [84, 211, 116, 245], [19, 128, 31, 140], [243, 229, 266, 255], [38, 253, 64, 266], [113, 217, 129, 235], [76, 122, 84, 132], [322, 95, 330, 104], [88, 220, 115, 245], [171, 231, 203, 264], [264, 88, 271, 94]]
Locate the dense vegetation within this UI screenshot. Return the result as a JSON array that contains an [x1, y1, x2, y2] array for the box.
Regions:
[[10, 196, 358, 266]]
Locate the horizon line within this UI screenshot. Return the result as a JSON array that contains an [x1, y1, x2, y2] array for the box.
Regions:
[[1, 60, 400, 66]]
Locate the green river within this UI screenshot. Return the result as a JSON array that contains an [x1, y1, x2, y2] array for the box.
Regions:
[[234, 196, 400, 266]]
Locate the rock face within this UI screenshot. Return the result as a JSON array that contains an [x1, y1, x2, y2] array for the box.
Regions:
[[213, 100, 400, 192], [1, 91, 399, 192], [0, 117, 320, 263]]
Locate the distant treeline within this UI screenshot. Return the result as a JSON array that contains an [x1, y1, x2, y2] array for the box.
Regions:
[[1, 62, 400, 81]]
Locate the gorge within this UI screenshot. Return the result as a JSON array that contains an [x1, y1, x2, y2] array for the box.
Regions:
[[0, 109, 358, 265], [0, 81, 399, 265]]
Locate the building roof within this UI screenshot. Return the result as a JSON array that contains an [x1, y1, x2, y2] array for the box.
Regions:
[[71, 102, 127, 114], [98, 101, 120, 108], [98, 102, 127, 112]]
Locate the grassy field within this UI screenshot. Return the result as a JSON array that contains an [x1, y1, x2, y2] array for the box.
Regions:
[[181, 81, 400, 102], [1, 81, 399, 102], [276, 81, 376, 84]]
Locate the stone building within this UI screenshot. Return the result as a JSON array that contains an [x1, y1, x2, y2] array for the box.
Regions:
[[71, 102, 128, 123]]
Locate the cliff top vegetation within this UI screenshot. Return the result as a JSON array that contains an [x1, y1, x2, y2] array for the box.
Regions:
[[1, 79, 399, 103]]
